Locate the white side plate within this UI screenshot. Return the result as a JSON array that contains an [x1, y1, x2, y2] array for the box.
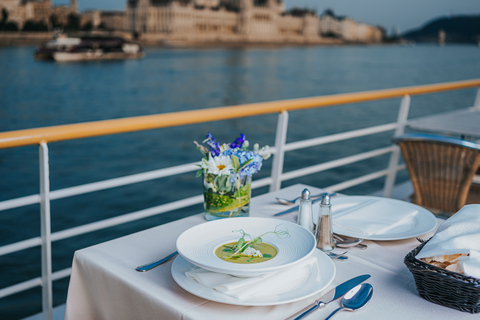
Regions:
[[332, 196, 437, 240]]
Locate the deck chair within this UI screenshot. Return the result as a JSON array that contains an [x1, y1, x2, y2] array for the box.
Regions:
[[393, 133, 480, 215]]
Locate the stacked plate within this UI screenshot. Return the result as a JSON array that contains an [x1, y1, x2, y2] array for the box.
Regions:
[[172, 217, 336, 306]]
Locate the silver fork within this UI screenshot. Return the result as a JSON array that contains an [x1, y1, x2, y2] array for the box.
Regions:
[[333, 234, 367, 250], [327, 251, 348, 260]]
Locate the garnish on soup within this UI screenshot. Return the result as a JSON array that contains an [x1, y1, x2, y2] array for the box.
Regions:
[[215, 224, 290, 264]]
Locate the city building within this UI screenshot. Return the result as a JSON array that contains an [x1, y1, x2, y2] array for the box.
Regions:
[[0, 0, 384, 44], [319, 10, 383, 43], [125, 0, 383, 44], [81, 10, 125, 31], [0, 0, 77, 30]]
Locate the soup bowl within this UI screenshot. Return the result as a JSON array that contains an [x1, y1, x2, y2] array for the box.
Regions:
[[176, 217, 316, 277]]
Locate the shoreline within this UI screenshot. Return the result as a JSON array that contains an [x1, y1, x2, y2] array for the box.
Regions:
[[0, 31, 398, 48]]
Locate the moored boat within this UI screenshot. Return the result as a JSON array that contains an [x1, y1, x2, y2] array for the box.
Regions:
[[34, 34, 145, 62], [34, 35, 82, 60]]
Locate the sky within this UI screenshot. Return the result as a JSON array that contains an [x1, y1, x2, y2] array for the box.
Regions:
[[55, 0, 480, 34]]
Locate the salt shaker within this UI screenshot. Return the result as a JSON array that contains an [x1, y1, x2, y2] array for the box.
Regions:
[[297, 188, 314, 234], [316, 194, 335, 252]]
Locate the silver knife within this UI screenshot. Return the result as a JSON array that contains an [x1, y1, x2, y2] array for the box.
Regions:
[[274, 198, 322, 216], [284, 274, 371, 320]]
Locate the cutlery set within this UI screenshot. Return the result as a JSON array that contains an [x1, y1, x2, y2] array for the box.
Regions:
[[285, 274, 372, 320]]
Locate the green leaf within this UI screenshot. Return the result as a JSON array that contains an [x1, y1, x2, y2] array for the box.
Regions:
[[252, 237, 262, 244], [196, 169, 203, 178], [237, 237, 245, 250], [214, 175, 232, 193], [240, 159, 253, 169], [231, 155, 241, 172]]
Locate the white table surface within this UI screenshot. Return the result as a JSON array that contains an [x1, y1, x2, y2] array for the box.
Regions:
[[64, 184, 478, 320], [407, 108, 480, 140]]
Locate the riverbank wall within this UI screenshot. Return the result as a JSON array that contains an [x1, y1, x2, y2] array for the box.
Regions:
[[0, 31, 348, 48]]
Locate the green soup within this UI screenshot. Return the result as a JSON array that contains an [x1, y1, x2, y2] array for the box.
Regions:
[[215, 241, 278, 264]]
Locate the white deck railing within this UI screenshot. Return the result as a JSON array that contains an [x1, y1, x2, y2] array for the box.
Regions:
[[1, 79, 479, 320]]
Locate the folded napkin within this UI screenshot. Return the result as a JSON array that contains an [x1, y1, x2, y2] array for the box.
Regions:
[[185, 256, 316, 301], [416, 204, 480, 279], [333, 198, 418, 236]]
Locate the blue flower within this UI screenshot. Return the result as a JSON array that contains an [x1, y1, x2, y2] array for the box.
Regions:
[[222, 149, 263, 177], [195, 132, 270, 177], [204, 132, 220, 157], [239, 152, 263, 177], [230, 133, 246, 149]]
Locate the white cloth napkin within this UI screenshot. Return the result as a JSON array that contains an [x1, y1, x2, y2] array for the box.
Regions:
[[416, 204, 480, 279], [333, 198, 418, 236], [185, 256, 316, 300]]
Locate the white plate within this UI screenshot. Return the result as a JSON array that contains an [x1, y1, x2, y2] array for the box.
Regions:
[[331, 196, 437, 241], [171, 249, 336, 306], [176, 217, 316, 277]]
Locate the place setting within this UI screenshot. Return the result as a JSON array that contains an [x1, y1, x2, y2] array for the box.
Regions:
[[171, 217, 337, 306], [274, 192, 438, 242]]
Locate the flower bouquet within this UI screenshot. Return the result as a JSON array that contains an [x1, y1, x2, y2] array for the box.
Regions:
[[195, 133, 270, 220]]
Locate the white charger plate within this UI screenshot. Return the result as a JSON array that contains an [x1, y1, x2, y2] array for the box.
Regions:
[[332, 196, 437, 241], [176, 217, 316, 277], [171, 249, 336, 306]]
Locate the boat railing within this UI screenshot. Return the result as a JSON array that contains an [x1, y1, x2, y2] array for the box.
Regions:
[[1, 79, 479, 320]]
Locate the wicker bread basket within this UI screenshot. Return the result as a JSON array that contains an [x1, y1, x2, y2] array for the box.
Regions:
[[404, 238, 480, 313]]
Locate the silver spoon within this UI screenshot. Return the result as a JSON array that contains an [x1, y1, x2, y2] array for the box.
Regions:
[[136, 251, 178, 272], [334, 237, 364, 248], [324, 283, 373, 320], [333, 234, 367, 249]]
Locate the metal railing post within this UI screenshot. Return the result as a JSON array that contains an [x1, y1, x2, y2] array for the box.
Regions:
[[383, 95, 411, 197], [269, 111, 289, 192], [473, 87, 480, 111], [39, 142, 53, 320]]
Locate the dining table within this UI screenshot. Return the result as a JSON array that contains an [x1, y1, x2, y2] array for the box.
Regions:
[[406, 107, 480, 140], [63, 184, 478, 320]]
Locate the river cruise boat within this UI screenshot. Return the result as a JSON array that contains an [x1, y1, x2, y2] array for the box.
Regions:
[[34, 34, 144, 62]]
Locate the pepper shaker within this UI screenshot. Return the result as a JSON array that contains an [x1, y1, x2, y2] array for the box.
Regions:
[[297, 188, 314, 234], [316, 194, 335, 252]]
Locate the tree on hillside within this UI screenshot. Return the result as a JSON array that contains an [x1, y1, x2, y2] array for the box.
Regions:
[[0, 8, 18, 31], [1, 8, 8, 24], [65, 13, 80, 30], [50, 14, 62, 29], [322, 8, 336, 18], [22, 20, 48, 31]]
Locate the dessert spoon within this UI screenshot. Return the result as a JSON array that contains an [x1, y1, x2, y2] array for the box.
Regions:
[[325, 283, 373, 319]]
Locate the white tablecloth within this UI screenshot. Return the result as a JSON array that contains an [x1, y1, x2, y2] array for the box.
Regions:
[[64, 184, 478, 320]]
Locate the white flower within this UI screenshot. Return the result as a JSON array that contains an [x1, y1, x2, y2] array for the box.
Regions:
[[206, 155, 233, 175], [219, 143, 229, 153]]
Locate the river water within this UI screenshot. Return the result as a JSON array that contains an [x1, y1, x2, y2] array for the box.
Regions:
[[1, 43, 480, 318]]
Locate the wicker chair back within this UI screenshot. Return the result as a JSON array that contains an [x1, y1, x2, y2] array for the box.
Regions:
[[394, 134, 480, 214]]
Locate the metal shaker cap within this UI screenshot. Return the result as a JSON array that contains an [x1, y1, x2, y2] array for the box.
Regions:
[[301, 188, 311, 200], [321, 194, 331, 205]]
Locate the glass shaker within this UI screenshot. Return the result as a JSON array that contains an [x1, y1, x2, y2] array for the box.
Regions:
[[297, 188, 314, 234], [316, 194, 335, 252]]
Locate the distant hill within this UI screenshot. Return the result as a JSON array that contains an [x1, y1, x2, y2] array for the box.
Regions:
[[402, 15, 480, 44]]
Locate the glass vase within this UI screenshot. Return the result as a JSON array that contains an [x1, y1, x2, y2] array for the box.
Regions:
[[202, 173, 252, 221]]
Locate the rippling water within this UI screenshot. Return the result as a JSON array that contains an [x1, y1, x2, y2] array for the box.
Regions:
[[1, 43, 480, 318]]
